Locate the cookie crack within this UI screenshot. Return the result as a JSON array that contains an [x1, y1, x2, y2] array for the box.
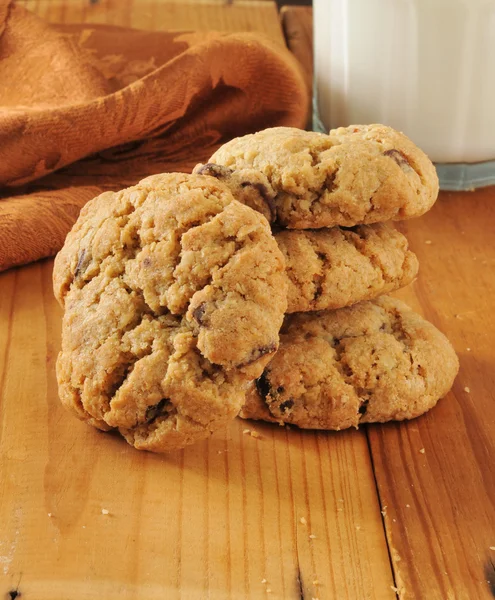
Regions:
[[304, 234, 331, 307], [170, 217, 247, 313], [341, 227, 392, 284], [73, 298, 158, 420], [71, 224, 142, 295]]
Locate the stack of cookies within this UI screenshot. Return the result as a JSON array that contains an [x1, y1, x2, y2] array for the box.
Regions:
[[53, 124, 458, 453], [195, 125, 459, 431]]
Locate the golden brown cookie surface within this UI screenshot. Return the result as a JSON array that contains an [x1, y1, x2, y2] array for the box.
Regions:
[[240, 297, 458, 429], [206, 125, 439, 229], [53, 173, 287, 452], [276, 223, 418, 313]]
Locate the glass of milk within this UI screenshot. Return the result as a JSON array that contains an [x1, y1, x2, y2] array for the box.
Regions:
[[313, 0, 495, 190]]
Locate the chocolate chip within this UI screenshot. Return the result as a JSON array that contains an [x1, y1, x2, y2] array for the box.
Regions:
[[279, 399, 294, 413], [74, 249, 87, 278], [341, 363, 354, 377], [240, 181, 268, 198], [192, 302, 207, 325], [240, 343, 277, 367], [9, 591, 20, 600], [384, 149, 413, 172], [255, 371, 272, 401], [145, 399, 168, 423], [240, 181, 276, 221], [358, 400, 369, 415], [196, 163, 233, 179]]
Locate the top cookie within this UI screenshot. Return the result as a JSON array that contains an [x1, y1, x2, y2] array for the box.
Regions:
[[53, 173, 288, 452], [240, 296, 459, 429], [204, 125, 439, 229]]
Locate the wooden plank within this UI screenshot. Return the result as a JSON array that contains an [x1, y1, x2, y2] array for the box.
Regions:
[[20, 0, 273, 4], [373, 192, 495, 600], [18, 0, 285, 43], [281, 6, 495, 598], [281, 6, 312, 94], [0, 2, 395, 599]]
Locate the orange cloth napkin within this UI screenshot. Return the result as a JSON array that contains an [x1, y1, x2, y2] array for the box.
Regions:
[[0, 2, 308, 271]]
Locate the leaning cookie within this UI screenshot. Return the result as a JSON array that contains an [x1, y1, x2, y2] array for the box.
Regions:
[[240, 297, 458, 429], [193, 163, 277, 224], [201, 124, 439, 229], [53, 173, 287, 452], [277, 223, 418, 313]]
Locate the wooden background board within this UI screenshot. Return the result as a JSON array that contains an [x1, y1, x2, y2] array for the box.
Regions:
[[18, 0, 286, 41], [0, 2, 494, 599], [284, 7, 495, 600]]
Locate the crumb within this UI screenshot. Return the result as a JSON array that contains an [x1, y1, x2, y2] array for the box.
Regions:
[[338, 498, 344, 503], [312, 579, 320, 585], [393, 519, 396, 522], [424, 240, 432, 245], [243, 429, 261, 439], [464, 387, 471, 393], [266, 589, 272, 594], [309, 534, 316, 539], [355, 525, 361, 530], [48, 513, 53, 517], [391, 585, 399, 593], [300, 517, 307, 525], [337, 508, 343, 512], [419, 448, 425, 454], [381, 510, 387, 516], [406, 504, 410, 508], [454, 314, 461, 319], [490, 547, 495, 551], [312, 597, 320, 600], [261, 578, 267, 584], [466, 348, 471, 352], [101, 509, 110, 515]]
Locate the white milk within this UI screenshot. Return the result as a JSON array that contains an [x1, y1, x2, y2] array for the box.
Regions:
[[314, 0, 495, 164]]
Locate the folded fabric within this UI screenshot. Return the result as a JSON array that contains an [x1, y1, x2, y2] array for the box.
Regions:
[[0, 2, 308, 271]]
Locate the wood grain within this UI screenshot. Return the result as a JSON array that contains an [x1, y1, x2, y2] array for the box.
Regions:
[[18, 0, 285, 43], [376, 192, 495, 600], [0, 2, 395, 599], [281, 6, 312, 94], [282, 6, 495, 599]]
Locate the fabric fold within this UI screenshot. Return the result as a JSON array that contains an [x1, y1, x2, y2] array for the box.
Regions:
[[0, 2, 308, 271]]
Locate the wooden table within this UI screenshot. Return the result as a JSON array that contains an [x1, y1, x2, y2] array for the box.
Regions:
[[1, 2, 494, 599]]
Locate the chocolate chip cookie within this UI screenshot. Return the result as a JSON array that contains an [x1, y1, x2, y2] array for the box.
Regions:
[[240, 296, 458, 429], [202, 124, 439, 229], [53, 173, 288, 452], [276, 222, 418, 313]]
